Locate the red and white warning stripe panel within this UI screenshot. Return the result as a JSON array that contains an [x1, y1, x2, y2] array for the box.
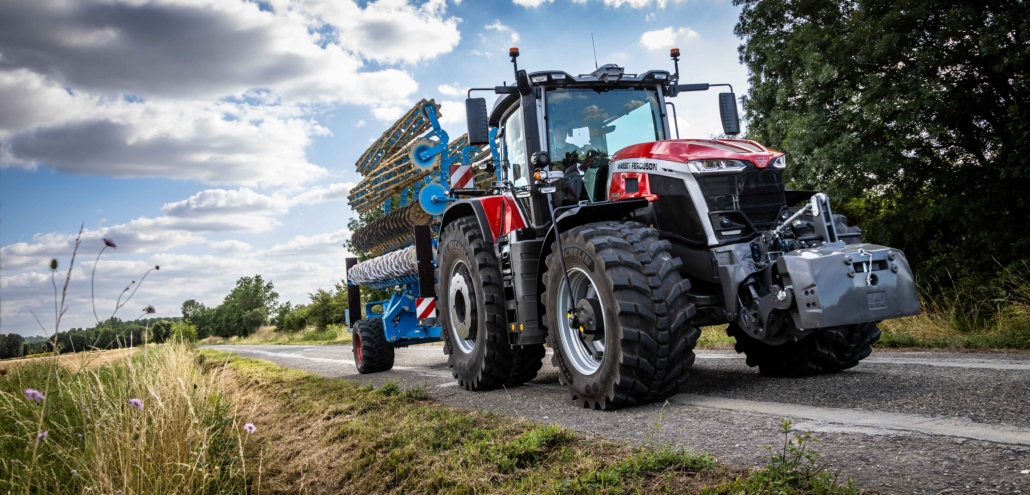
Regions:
[[416, 297, 436, 319], [449, 164, 475, 190]]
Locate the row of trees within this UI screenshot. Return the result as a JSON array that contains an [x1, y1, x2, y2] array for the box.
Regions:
[[272, 281, 352, 333], [178, 274, 361, 338], [1, 317, 196, 357], [0, 334, 26, 359], [735, 0, 1028, 308], [181, 275, 281, 339]]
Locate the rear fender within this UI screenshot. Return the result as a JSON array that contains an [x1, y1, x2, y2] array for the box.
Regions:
[[440, 195, 526, 244], [534, 199, 650, 333]]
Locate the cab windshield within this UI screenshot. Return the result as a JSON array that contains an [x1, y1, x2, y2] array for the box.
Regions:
[[546, 87, 665, 171], [546, 87, 665, 202]]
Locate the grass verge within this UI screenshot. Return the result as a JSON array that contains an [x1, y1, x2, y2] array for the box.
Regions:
[[205, 349, 859, 494], [1, 341, 256, 494]]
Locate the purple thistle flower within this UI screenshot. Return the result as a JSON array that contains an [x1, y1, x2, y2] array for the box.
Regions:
[[23, 389, 45, 404], [35, 430, 48, 446], [129, 398, 143, 411], [243, 423, 257, 434], [103, 238, 117, 249], [143, 305, 156, 314]]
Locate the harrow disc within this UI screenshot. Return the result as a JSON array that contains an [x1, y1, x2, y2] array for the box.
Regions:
[[409, 138, 442, 170]]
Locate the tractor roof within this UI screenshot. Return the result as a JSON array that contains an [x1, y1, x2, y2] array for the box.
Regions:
[[488, 64, 673, 126]]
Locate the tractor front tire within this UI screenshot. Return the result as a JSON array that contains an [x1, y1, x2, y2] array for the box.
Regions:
[[352, 318, 395, 373], [542, 221, 698, 410], [728, 321, 881, 377], [438, 217, 543, 390]]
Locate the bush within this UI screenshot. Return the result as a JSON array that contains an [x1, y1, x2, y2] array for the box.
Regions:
[[169, 321, 198, 343]]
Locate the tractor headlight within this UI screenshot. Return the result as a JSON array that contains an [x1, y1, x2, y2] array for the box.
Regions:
[[686, 159, 748, 173], [770, 155, 786, 169]]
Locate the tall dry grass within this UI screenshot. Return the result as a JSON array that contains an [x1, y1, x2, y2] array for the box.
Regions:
[[0, 340, 260, 494], [879, 265, 1030, 349]]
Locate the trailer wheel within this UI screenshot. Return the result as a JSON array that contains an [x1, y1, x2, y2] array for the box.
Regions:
[[437, 217, 519, 390], [727, 321, 881, 377], [352, 318, 395, 373], [543, 221, 698, 410]]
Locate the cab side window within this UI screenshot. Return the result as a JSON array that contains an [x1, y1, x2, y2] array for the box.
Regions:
[[501, 106, 529, 189]]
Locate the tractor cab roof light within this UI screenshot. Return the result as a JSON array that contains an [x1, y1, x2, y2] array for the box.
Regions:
[[531, 75, 549, 83], [687, 159, 748, 174]]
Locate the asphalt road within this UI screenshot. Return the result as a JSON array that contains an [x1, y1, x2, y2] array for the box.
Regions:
[[206, 344, 1030, 494]]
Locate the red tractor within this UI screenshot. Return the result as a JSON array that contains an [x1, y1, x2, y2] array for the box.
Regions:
[[429, 48, 921, 409]]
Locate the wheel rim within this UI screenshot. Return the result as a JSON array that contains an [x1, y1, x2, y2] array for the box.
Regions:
[[557, 268, 607, 375], [354, 332, 362, 363], [448, 260, 477, 354]]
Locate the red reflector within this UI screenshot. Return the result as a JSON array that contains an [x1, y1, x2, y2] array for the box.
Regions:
[[609, 172, 658, 202]]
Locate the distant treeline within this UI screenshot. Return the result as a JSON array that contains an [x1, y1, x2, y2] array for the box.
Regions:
[[179, 275, 367, 337], [181, 275, 281, 339], [1, 317, 197, 358]]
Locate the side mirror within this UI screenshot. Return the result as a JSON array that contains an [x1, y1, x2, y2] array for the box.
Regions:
[[465, 98, 490, 146], [516, 69, 532, 96], [719, 92, 740, 136]]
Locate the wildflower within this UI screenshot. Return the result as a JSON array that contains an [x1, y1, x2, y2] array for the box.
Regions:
[[103, 238, 117, 249], [143, 305, 156, 314], [243, 423, 257, 434], [35, 430, 48, 446], [70, 469, 78, 476], [49, 259, 59, 271], [23, 389, 45, 404], [129, 398, 143, 411]]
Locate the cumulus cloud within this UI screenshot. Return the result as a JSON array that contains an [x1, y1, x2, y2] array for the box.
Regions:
[[289, 182, 356, 206], [262, 229, 352, 257], [209, 240, 254, 254], [640, 26, 700, 50], [162, 189, 287, 218], [512, 0, 553, 7], [517, 0, 685, 7], [438, 83, 469, 97], [485, 20, 521, 45], [0, 0, 460, 186]]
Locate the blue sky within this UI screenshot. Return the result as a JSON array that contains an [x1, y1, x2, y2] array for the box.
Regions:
[[0, 0, 749, 336]]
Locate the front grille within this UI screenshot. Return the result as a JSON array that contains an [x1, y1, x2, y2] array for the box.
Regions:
[[649, 175, 706, 243], [697, 169, 786, 229]]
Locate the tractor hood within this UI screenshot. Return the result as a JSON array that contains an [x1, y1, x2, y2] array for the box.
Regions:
[[611, 139, 785, 169]]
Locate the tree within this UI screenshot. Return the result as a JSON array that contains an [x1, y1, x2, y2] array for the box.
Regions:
[[151, 320, 174, 343], [212, 275, 279, 337], [734, 0, 1029, 293]]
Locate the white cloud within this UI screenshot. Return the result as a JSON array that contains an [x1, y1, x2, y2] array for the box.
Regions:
[[262, 229, 352, 257], [0, 0, 463, 186], [640, 26, 700, 50], [300, 0, 461, 64], [289, 182, 356, 206], [438, 83, 470, 97], [512, 0, 553, 7], [438, 100, 468, 136], [162, 189, 287, 218], [485, 20, 521, 44], [209, 240, 254, 254]]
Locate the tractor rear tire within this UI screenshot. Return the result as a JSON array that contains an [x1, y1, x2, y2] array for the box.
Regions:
[[727, 321, 881, 377], [543, 221, 699, 410], [352, 318, 395, 373], [438, 217, 536, 390]]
